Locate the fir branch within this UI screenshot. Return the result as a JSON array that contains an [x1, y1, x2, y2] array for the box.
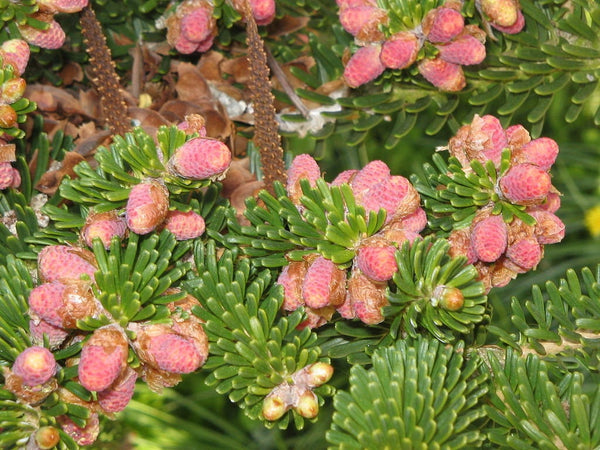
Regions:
[[484, 349, 600, 448], [327, 336, 488, 448], [80, 4, 131, 137], [488, 265, 600, 370], [184, 240, 333, 429], [243, 0, 286, 194]]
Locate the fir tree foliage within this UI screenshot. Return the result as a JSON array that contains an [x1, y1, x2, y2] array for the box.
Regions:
[[225, 178, 387, 267], [413, 149, 535, 233], [59, 126, 216, 212], [488, 265, 600, 371], [327, 336, 488, 449], [387, 236, 488, 342], [184, 240, 334, 429], [484, 348, 600, 449]]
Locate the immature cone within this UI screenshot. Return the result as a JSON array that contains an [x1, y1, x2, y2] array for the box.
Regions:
[[78, 327, 129, 392], [166, 0, 217, 54], [81, 210, 128, 249], [57, 413, 100, 446], [168, 137, 232, 180], [513, 137, 559, 171], [302, 256, 346, 309], [350, 160, 390, 202], [38, 245, 97, 283], [29, 281, 99, 329], [344, 45, 385, 88], [98, 366, 138, 413], [163, 210, 206, 240], [437, 34, 486, 66], [361, 175, 419, 222], [249, 0, 276, 25], [418, 57, 466, 92], [356, 243, 398, 282], [499, 163, 552, 205], [277, 260, 308, 311], [126, 179, 169, 234], [18, 20, 66, 50], [135, 324, 207, 375], [449, 114, 508, 167], [470, 214, 508, 262], [287, 154, 321, 203], [339, 6, 383, 36], [345, 268, 388, 324], [30, 319, 69, 349], [422, 7, 464, 43], [380, 31, 420, 69], [505, 237, 542, 272], [529, 209, 565, 244], [0, 162, 16, 189], [0, 39, 30, 75], [12, 346, 56, 386], [38, 0, 89, 13]]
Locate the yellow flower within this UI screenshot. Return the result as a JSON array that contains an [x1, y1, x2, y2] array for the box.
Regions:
[[584, 205, 600, 237]]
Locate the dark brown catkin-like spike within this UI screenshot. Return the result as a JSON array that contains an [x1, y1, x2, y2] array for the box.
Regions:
[[80, 4, 131, 136], [243, 0, 286, 194]]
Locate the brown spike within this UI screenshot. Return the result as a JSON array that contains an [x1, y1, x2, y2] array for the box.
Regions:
[[79, 4, 131, 137], [243, 0, 286, 194]]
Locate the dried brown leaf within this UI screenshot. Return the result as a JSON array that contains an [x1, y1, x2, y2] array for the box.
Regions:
[[175, 62, 212, 104]]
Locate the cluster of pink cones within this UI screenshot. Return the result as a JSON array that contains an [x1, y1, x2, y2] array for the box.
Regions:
[[445, 114, 564, 291], [6, 243, 210, 445], [339, 0, 525, 90], [278, 154, 428, 327]]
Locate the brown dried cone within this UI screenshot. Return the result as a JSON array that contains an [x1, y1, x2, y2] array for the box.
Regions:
[[78, 326, 129, 392], [342, 267, 389, 324]]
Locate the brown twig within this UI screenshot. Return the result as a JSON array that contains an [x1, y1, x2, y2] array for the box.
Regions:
[[243, 0, 287, 194], [80, 4, 131, 136]]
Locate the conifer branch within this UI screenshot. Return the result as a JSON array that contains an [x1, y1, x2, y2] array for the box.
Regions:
[[243, 0, 286, 194], [79, 4, 131, 137]]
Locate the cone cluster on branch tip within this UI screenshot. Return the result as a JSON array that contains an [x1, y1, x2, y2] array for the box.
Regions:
[[164, 0, 275, 55], [279, 155, 427, 327], [444, 114, 564, 292], [7, 244, 210, 445], [16, 0, 88, 50], [87, 133, 230, 242], [339, 0, 524, 90], [262, 362, 334, 421], [0, 40, 31, 150]]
